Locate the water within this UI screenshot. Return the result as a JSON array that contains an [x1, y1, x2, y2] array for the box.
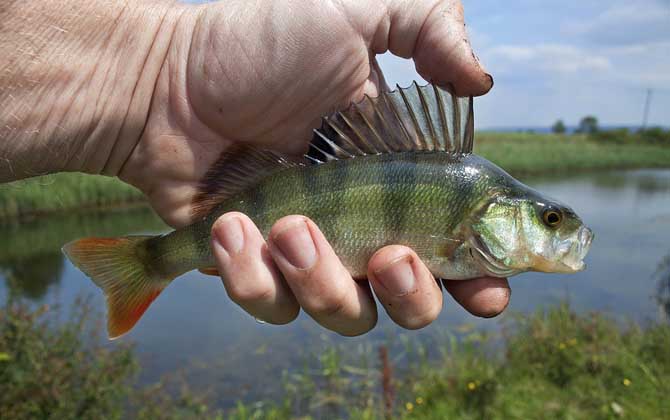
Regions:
[[2, 169, 669, 405]]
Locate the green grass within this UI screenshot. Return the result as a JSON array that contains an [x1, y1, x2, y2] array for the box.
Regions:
[[0, 288, 223, 419], [0, 172, 144, 221], [0, 133, 669, 221], [229, 305, 670, 420], [2, 288, 668, 419], [476, 132, 670, 175]]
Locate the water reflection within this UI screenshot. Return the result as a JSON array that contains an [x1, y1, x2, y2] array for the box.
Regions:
[[0, 206, 166, 299], [4, 253, 64, 299], [0, 169, 669, 405], [591, 171, 670, 193]]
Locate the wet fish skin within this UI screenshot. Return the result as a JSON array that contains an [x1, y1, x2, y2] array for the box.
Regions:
[[62, 83, 593, 339], [149, 152, 515, 281]]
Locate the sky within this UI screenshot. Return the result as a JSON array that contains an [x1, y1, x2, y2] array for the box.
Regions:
[[378, 0, 670, 129]]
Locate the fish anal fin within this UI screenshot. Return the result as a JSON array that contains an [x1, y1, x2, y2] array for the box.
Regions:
[[198, 267, 220, 276]]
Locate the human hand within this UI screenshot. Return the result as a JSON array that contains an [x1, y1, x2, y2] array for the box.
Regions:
[[114, 0, 507, 334], [0, 0, 508, 335], [119, 0, 495, 226]]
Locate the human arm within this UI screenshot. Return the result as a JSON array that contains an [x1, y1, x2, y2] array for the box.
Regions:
[[0, 0, 509, 335]]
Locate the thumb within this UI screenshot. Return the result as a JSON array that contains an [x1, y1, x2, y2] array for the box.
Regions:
[[380, 0, 493, 96]]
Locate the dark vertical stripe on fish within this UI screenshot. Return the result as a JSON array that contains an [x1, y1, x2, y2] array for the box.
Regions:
[[382, 154, 417, 238], [249, 181, 269, 228], [300, 164, 320, 221], [317, 160, 349, 240]]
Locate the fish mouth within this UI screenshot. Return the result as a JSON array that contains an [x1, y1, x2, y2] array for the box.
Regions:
[[562, 226, 594, 272], [542, 226, 594, 273], [469, 234, 519, 278]]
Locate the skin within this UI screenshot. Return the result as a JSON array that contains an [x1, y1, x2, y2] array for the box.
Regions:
[[0, 0, 510, 336]]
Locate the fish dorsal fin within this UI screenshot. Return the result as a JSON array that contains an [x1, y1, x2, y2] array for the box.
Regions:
[[191, 145, 304, 220], [310, 82, 474, 160], [192, 82, 473, 219]]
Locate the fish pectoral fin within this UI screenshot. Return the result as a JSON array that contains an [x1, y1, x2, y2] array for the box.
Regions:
[[436, 240, 462, 258]]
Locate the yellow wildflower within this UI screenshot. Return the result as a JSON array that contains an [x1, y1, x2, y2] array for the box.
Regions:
[[558, 342, 566, 350], [623, 378, 631, 387], [467, 381, 477, 391], [405, 402, 414, 411], [416, 397, 424, 405]]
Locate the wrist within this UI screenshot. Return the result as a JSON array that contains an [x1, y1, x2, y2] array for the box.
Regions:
[[91, 1, 194, 177], [0, 1, 191, 181]]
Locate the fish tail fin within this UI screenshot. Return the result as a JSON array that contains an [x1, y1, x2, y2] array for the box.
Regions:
[[62, 236, 172, 340]]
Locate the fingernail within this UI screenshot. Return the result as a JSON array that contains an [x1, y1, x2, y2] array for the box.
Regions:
[[374, 254, 416, 296], [212, 217, 244, 255], [272, 220, 317, 269], [485, 73, 494, 89]]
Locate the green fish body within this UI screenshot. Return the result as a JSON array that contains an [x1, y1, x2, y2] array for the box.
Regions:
[[63, 83, 593, 339]]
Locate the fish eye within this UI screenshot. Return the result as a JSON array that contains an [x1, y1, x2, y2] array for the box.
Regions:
[[542, 207, 563, 228]]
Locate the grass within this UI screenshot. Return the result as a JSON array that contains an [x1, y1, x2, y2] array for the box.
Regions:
[[0, 132, 670, 223], [0, 172, 144, 221], [2, 284, 668, 419], [0, 282, 223, 419], [475, 132, 670, 176], [1, 133, 669, 221], [228, 305, 670, 420]]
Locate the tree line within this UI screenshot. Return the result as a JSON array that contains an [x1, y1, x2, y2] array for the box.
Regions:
[[551, 116, 669, 144]]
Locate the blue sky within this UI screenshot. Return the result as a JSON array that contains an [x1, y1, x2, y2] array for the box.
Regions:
[[378, 0, 670, 128]]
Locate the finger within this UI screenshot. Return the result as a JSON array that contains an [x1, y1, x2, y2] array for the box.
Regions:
[[382, 0, 493, 96], [268, 216, 378, 336], [368, 245, 443, 330], [211, 212, 300, 324], [443, 277, 511, 318]]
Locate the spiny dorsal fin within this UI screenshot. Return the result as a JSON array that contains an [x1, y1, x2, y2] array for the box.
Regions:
[[191, 145, 303, 220], [310, 82, 474, 160], [192, 82, 473, 219]]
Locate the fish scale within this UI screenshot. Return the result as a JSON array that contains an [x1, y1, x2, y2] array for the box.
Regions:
[[62, 83, 592, 339]]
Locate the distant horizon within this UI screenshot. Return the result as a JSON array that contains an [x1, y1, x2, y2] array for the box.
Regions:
[[478, 123, 670, 133], [378, 0, 670, 129]]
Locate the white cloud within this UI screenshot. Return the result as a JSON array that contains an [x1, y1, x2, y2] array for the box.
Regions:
[[375, 1, 670, 128], [563, 1, 670, 45], [486, 44, 611, 74]]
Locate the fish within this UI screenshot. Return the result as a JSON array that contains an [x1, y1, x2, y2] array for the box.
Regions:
[[63, 82, 594, 339]]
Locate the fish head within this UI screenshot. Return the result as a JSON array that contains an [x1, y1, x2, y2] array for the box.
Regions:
[[471, 193, 593, 276]]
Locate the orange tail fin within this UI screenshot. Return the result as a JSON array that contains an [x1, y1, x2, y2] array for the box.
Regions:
[[62, 236, 173, 339]]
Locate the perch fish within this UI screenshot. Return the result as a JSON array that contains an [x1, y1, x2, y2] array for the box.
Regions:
[[63, 83, 593, 339]]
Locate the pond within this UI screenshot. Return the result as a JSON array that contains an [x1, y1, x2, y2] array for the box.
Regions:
[[1, 169, 669, 407]]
